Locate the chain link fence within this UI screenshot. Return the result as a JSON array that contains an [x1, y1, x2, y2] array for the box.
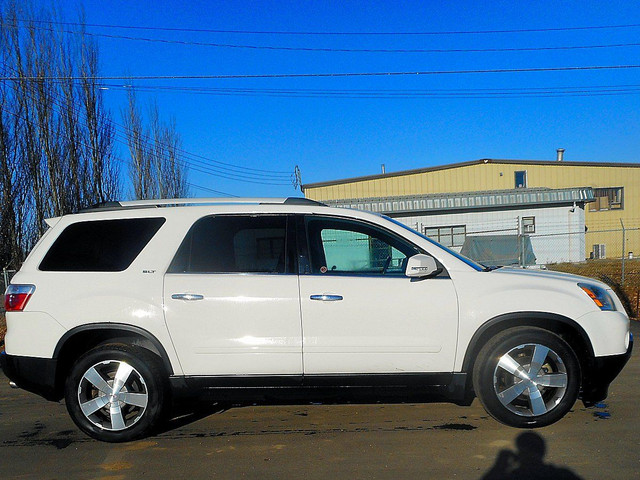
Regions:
[[0, 268, 14, 347], [545, 226, 640, 318], [1, 268, 17, 315], [428, 217, 640, 317]]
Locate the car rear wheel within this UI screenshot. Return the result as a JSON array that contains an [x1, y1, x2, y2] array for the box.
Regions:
[[473, 327, 580, 428], [65, 343, 168, 442]]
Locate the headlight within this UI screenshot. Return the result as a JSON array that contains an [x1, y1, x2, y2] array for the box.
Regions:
[[578, 283, 616, 311]]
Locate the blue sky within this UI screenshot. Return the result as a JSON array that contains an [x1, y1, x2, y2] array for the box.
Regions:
[[55, 0, 640, 197]]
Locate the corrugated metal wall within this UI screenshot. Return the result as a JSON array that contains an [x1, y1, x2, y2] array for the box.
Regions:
[[304, 161, 640, 258]]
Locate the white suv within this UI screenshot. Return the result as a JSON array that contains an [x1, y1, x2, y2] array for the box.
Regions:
[[1, 198, 633, 442]]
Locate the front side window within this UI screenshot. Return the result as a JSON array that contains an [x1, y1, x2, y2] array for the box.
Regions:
[[305, 217, 421, 275], [168, 215, 292, 274], [39, 217, 166, 272]]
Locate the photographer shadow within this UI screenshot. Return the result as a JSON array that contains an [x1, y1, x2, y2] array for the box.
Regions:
[[482, 432, 583, 480]]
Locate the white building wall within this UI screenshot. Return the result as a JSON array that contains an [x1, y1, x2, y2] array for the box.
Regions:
[[393, 204, 586, 265]]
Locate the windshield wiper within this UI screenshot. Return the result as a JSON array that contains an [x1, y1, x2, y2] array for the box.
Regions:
[[482, 265, 503, 272]]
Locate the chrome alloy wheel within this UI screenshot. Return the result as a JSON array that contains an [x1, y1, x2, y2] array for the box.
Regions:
[[77, 360, 149, 431], [493, 343, 568, 417]]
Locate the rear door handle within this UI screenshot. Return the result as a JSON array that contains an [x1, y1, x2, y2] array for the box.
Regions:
[[310, 294, 343, 302], [171, 293, 204, 301]]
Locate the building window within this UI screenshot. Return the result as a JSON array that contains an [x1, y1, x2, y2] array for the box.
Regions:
[[589, 187, 624, 211], [515, 171, 527, 188], [424, 225, 466, 247], [522, 216, 535, 234]]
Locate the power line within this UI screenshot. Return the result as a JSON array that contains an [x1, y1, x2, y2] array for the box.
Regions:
[[188, 182, 239, 197], [0, 68, 294, 186], [108, 127, 293, 185], [0, 63, 294, 181], [98, 83, 640, 99], [102, 82, 640, 92], [16, 19, 640, 36], [20, 77, 638, 99], [17, 25, 640, 54], [3, 64, 640, 81], [1, 105, 281, 193], [106, 120, 293, 182], [2, 108, 237, 197], [36, 76, 640, 94], [111, 130, 293, 185]]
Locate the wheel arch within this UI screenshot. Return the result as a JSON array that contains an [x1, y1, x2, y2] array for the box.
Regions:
[[462, 312, 594, 375], [53, 323, 174, 398]]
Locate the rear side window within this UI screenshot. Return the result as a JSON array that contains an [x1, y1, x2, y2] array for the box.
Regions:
[[168, 215, 291, 274], [39, 218, 165, 272]]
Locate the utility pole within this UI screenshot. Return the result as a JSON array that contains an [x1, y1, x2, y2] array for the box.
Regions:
[[621, 218, 626, 285], [293, 166, 303, 191], [517, 216, 522, 267]]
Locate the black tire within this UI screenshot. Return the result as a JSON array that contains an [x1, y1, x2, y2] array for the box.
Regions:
[[64, 343, 168, 442], [472, 327, 580, 428]]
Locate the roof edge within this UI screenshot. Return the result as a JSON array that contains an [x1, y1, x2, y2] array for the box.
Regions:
[[302, 158, 640, 190]]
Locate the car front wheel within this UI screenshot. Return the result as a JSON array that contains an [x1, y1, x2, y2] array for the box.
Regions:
[[65, 343, 168, 442], [473, 327, 581, 428]]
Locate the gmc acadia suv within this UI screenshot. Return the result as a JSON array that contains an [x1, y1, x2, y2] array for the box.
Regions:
[[1, 197, 633, 442]]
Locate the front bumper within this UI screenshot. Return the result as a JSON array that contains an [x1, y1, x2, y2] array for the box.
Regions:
[[0, 351, 60, 401], [581, 332, 633, 406]]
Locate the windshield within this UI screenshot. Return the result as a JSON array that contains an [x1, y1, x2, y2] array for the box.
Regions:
[[382, 215, 484, 272]]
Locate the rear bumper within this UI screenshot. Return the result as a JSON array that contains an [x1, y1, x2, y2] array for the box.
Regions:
[[0, 352, 60, 401], [581, 332, 633, 406]]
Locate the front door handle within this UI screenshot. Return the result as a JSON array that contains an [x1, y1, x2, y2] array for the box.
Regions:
[[310, 294, 343, 302], [171, 293, 204, 301]]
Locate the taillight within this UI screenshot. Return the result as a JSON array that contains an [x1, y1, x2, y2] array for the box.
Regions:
[[4, 284, 36, 312]]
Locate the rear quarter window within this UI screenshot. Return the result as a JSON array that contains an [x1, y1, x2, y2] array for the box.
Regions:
[[39, 217, 166, 272]]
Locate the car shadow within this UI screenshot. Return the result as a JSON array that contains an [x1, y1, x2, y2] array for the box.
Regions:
[[152, 389, 464, 437], [154, 402, 230, 435], [480, 432, 584, 480]]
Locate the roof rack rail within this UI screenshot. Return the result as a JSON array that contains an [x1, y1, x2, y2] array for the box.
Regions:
[[282, 197, 325, 206], [80, 197, 326, 211], [78, 201, 123, 213]]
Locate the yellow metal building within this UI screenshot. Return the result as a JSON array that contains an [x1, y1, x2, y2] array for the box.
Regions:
[[303, 157, 640, 260]]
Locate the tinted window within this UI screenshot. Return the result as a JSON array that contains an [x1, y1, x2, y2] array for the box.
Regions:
[[168, 215, 291, 274], [305, 217, 420, 275], [39, 218, 165, 272]]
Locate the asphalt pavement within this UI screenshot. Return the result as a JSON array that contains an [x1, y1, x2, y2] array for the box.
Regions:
[[1, 321, 638, 479]]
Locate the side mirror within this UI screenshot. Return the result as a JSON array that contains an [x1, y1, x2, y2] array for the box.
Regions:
[[405, 254, 440, 278]]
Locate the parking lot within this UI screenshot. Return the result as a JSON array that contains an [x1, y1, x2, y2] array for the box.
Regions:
[[1, 321, 637, 479]]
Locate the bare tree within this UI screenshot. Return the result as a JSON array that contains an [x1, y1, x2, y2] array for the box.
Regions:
[[79, 31, 119, 204], [150, 102, 188, 199], [123, 91, 188, 200], [160, 117, 188, 198], [123, 87, 155, 200], [0, 0, 120, 264], [0, 81, 24, 269]]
